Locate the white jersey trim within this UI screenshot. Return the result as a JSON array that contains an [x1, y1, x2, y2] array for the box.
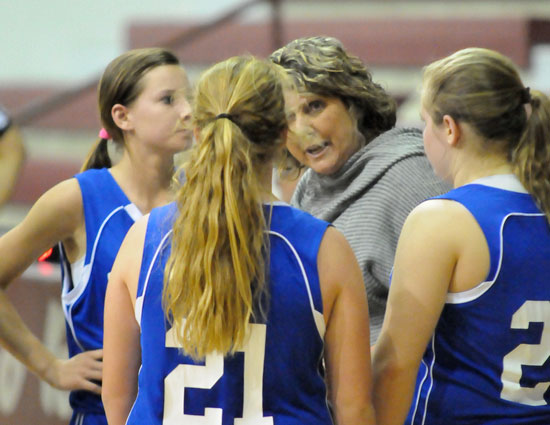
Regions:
[[69, 255, 85, 286], [125, 203, 143, 221], [267, 201, 289, 207], [410, 336, 437, 425], [62, 203, 142, 349], [125, 364, 143, 425], [409, 355, 429, 424], [135, 224, 325, 339], [268, 230, 326, 339], [74, 412, 85, 425], [135, 229, 173, 326], [447, 212, 545, 304], [471, 174, 528, 193]]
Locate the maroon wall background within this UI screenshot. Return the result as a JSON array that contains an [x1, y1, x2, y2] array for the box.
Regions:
[[0, 264, 71, 425]]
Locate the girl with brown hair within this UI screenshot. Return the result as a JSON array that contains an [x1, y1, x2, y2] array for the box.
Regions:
[[0, 47, 192, 425]]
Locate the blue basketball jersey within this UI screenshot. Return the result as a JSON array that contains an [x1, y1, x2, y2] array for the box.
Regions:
[[59, 168, 142, 414], [407, 174, 550, 425], [70, 410, 108, 425], [128, 202, 333, 425]]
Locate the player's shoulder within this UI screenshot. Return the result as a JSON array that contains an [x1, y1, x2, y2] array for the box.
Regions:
[[271, 202, 328, 225], [32, 177, 83, 218], [407, 197, 472, 228], [401, 198, 472, 242], [269, 203, 330, 245]]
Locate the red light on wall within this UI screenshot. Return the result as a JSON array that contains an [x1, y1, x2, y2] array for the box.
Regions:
[[38, 248, 53, 262]]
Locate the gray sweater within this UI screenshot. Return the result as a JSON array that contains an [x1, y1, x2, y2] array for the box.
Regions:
[[291, 127, 451, 344]]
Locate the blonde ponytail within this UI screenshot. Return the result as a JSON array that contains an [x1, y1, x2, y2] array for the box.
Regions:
[[163, 56, 287, 360]]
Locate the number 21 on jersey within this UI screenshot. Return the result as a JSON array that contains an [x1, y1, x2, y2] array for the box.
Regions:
[[164, 322, 274, 424]]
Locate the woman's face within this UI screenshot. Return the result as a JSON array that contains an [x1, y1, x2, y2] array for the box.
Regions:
[[284, 89, 360, 175], [125, 64, 193, 153]]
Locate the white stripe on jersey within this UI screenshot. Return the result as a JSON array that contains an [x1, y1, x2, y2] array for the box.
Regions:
[[268, 230, 325, 339], [446, 212, 545, 304], [62, 203, 141, 349], [135, 230, 173, 326]]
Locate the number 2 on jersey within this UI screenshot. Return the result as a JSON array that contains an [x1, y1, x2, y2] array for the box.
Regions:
[[164, 322, 274, 424], [501, 300, 550, 406]]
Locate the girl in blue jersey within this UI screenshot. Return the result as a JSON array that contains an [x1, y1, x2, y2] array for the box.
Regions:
[[373, 47, 550, 424], [102, 55, 375, 425], [0, 48, 192, 425]]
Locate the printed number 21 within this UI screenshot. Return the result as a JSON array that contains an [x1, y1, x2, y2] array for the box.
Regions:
[[163, 323, 274, 424], [501, 300, 550, 406]]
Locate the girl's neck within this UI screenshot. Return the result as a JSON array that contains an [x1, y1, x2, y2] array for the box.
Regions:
[[110, 148, 176, 214], [259, 161, 280, 203], [451, 150, 513, 188]]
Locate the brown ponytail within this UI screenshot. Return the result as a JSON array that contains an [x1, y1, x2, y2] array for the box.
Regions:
[[422, 47, 550, 223], [80, 137, 112, 172], [512, 90, 550, 222]]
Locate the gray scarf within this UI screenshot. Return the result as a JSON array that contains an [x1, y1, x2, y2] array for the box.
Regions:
[[292, 127, 451, 343]]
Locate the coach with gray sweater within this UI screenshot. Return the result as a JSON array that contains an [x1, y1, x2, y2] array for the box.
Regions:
[[271, 36, 450, 344]]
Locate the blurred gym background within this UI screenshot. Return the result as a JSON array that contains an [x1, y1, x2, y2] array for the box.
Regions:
[[1, 1, 549, 423]]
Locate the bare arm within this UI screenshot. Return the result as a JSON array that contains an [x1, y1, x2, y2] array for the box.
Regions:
[[0, 125, 25, 207], [372, 200, 464, 425], [319, 226, 375, 425], [103, 217, 147, 425], [0, 178, 102, 393]]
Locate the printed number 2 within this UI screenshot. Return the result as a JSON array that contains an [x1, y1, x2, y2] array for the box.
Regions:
[[163, 322, 274, 424], [501, 300, 550, 406]]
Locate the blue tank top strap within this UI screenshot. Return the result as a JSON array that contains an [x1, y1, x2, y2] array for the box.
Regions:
[[75, 168, 133, 264], [136, 203, 177, 300], [267, 203, 329, 313], [431, 184, 536, 281]]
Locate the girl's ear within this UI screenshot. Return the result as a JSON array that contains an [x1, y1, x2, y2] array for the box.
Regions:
[[112, 104, 132, 131], [442, 114, 461, 147]]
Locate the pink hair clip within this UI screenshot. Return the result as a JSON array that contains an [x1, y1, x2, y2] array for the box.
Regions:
[[98, 128, 110, 139]]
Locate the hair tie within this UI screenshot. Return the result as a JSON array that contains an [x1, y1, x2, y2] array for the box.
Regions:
[[521, 87, 531, 105], [214, 113, 234, 122], [98, 128, 111, 140]]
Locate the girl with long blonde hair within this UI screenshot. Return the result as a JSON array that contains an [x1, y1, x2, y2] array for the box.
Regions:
[[103, 55, 375, 425]]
